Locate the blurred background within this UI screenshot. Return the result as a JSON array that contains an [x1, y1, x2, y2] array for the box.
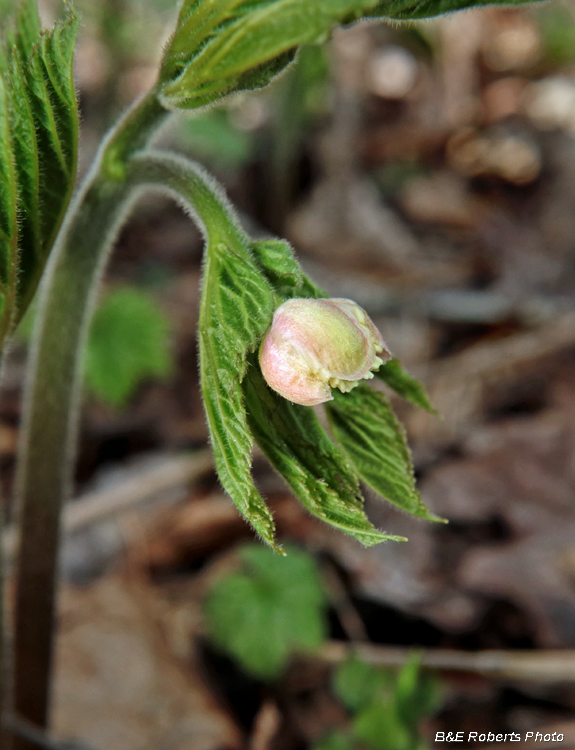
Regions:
[[3, 0, 575, 747]]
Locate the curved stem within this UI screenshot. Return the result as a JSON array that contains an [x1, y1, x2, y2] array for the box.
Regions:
[[12, 90, 169, 744], [13, 132, 247, 741]]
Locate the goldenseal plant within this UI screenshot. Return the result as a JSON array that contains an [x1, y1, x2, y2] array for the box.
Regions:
[[0, 0, 543, 743]]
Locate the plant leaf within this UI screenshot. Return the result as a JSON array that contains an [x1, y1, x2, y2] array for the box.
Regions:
[[0, 78, 17, 341], [243, 355, 404, 546], [159, 0, 384, 109], [395, 654, 442, 730], [85, 287, 173, 408], [250, 238, 327, 300], [326, 385, 443, 522], [199, 237, 282, 551], [376, 357, 437, 414], [311, 732, 357, 750], [333, 656, 394, 714], [160, 0, 545, 110], [370, 0, 542, 20], [0, 0, 79, 343], [353, 696, 412, 750], [204, 544, 326, 679]]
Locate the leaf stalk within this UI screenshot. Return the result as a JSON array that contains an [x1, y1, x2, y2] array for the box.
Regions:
[[11, 89, 169, 747]]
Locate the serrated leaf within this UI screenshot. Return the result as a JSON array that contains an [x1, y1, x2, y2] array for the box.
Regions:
[[0, 72, 18, 339], [199, 236, 281, 550], [395, 655, 442, 731], [161, 0, 545, 110], [353, 696, 412, 750], [251, 238, 327, 300], [243, 355, 404, 546], [85, 287, 173, 408], [9, 0, 41, 62], [311, 732, 357, 750], [370, 0, 543, 21], [376, 357, 437, 414], [326, 385, 443, 522], [159, 0, 384, 109], [0, 0, 79, 344], [333, 656, 394, 714], [204, 544, 326, 679]]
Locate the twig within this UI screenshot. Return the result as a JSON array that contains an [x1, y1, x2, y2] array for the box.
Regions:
[[3, 713, 95, 750], [248, 701, 282, 750], [320, 561, 368, 643], [318, 641, 575, 684], [3, 450, 213, 565]]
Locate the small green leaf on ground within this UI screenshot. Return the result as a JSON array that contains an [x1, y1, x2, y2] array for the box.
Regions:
[[204, 544, 326, 680], [181, 107, 254, 169], [311, 732, 357, 750], [85, 287, 173, 407], [333, 656, 394, 714]]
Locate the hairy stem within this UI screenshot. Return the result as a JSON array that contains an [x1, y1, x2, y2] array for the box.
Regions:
[[13, 109, 246, 742], [12, 90, 168, 747]]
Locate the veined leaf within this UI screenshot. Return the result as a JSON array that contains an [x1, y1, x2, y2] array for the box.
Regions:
[[0, 0, 79, 344], [199, 236, 282, 551], [326, 385, 443, 522], [85, 287, 173, 408], [251, 240, 437, 416], [243, 355, 404, 546], [0, 73, 18, 338], [370, 0, 541, 20], [376, 357, 437, 415], [251, 238, 327, 300], [204, 544, 327, 679], [159, 0, 383, 108], [333, 656, 394, 714], [160, 0, 545, 110]]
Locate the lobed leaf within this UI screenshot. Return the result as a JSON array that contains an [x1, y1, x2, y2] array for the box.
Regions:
[[242, 355, 404, 546], [394, 654, 442, 731], [311, 733, 356, 750], [333, 656, 394, 715], [353, 696, 412, 750], [325, 385, 443, 522], [0, 73, 18, 336], [376, 357, 437, 414], [159, 0, 384, 108], [85, 287, 173, 408], [204, 544, 326, 679], [199, 237, 282, 550], [370, 0, 541, 20], [160, 0, 545, 110], [0, 0, 79, 343], [250, 238, 327, 300]]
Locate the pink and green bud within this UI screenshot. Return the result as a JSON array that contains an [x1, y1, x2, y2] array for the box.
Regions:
[[258, 298, 391, 406]]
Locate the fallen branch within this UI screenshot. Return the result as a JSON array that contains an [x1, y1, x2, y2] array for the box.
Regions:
[[318, 641, 575, 684], [4, 451, 213, 565]]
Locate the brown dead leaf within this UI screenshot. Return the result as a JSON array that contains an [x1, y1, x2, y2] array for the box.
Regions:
[[53, 574, 242, 750]]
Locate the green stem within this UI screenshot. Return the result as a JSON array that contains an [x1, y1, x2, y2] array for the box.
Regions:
[[12, 89, 169, 746], [12, 97, 246, 741]]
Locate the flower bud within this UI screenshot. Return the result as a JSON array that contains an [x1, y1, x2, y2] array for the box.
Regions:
[[258, 298, 391, 406]]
